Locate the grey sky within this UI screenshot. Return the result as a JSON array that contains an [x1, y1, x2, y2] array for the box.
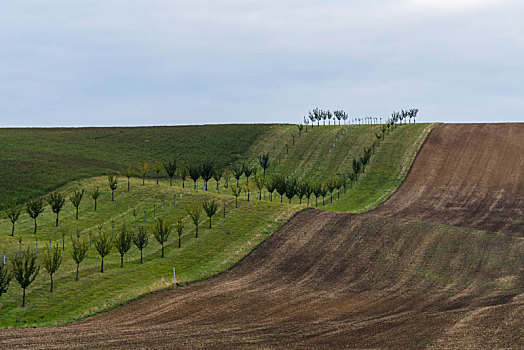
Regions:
[[0, 0, 522, 126]]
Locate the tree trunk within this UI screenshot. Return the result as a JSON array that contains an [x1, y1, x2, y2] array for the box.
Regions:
[[112, 191, 114, 201], [330, 193, 333, 203], [223, 206, 226, 218], [178, 236, 181, 248], [128, 179, 130, 192], [235, 197, 238, 208], [170, 177, 173, 186], [56, 213, 59, 227], [195, 225, 199, 238], [182, 179, 185, 188], [76, 264, 79, 281], [50, 274, 54, 292], [156, 176, 159, 185], [95, 199, 97, 211], [140, 249, 143, 264], [22, 288, 26, 307], [315, 197, 318, 207], [161, 244, 164, 257], [11, 223, 14, 236], [209, 217, 212, 228], [120, 255, 124, 267], [76, 207, 79, 220], [323, 197, 325, 206], [247, 191, 250, 201], [280, 195, 283, 203], [101, 257, 104, 273]]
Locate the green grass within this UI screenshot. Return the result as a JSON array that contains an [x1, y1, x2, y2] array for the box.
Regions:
[[243, 123, 436, 212], [0, 124, 271, 205], [0, 177, 300, 327]]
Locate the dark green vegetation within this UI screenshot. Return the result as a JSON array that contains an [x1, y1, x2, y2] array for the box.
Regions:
[[0, 124, 271, 204]]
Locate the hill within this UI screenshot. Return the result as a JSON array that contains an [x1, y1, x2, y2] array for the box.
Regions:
[[0, 124, 271, 204], [373, 123, 524, 236]]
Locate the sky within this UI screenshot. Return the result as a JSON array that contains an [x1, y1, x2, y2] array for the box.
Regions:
[[0, 0, 523, 127]]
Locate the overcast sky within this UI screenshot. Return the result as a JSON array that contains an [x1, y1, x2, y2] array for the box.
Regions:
[[0, 0, 522, 126]]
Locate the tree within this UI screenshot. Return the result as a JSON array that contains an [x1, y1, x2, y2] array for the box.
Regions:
[[11, 248, 39, 307], [297, 181, 309, 205], [274, 175, 287, 203], [153, 218, 171, 257], [47, 192, 65, 227], [285, 177, 298, 204], [200, 161, 214, 191], [223, 169, 230, 191], [327, 178, 337, 203], [0, 262, 12, 298], [187, 203, 202, 238], [26, 199, 44, 234], [175, 218, 184, 248], [244, 182, 253, 201], [254, 174, 265, 200], [125, 166, 133, 192], [188, 165, 201, 190], [43, 244, 62, 292], [304, 182, 313, 206], [132, 226, 149, 264], [180, 166, 188, 188], [349, 172, 357, 188], [91, 186, 100, 211], [257, 153, 271, 180], [153, 161, 163, 185], [303, 116, 309, 132], [313, 183, 322, 207], [352, 158, 361, 180], [70, 234, 88, 281], [297, 124, 303, 136], [319, 183, 328, 205], [163, 158, 177, 186], [230, 185, 242, 208], [232, 164, 244, 187], [114, 224, 132, 267], [339, 174, 348, 194], [138, 162, 148, 185], [3, 201, 21, 237], [69, 188, 84, 220], [213, 169, 223, 191], [108, 172, 118, 201], [94, 228, 112, 273], [266, 176, 277, 202], [202, 200, 218, 228], [243, 163, 253, 184]]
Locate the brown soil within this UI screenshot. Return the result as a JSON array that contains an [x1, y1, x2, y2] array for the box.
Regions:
[[373, 123, 524, 236], [1, 123, 522, 349]]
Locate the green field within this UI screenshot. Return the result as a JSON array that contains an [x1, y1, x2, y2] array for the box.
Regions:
[[0, 124, 271, 205], [0, 123, 434, 327]]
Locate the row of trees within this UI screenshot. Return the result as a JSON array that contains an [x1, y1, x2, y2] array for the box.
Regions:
[[302, 108, 419, 127], [0, 196, 226, 307]]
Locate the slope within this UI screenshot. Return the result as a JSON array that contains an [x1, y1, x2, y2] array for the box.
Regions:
[[1, 210, 522, 349], [373, 123, 524, 236]]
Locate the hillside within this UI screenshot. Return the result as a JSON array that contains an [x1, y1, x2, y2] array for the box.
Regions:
[[0, 124, 271, 204], [1, 123, 521, 348], [1, 210, 521, 349], [373, 123, 524, 236]]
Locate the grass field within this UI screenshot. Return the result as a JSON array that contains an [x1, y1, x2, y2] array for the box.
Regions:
[[0, 177, 300, 327], [243, 123, 436, 212], [0, 124, 271, 205], [0, 123, 435, 327]]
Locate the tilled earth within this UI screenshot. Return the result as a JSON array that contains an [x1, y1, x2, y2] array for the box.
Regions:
[[1, 123, 523, 349], [373, 123, 524, 236]]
